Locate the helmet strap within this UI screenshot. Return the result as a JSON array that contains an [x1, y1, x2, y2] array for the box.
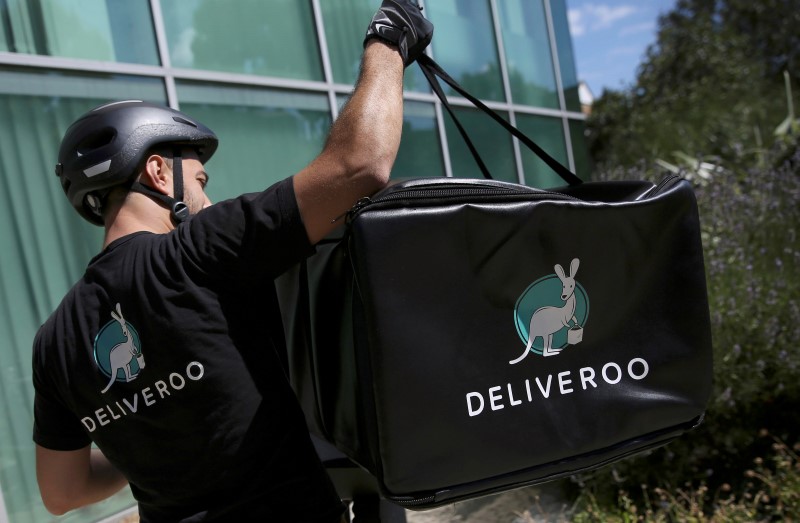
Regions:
[[129, 147, 189, 224], [170, 148, 189, 223]]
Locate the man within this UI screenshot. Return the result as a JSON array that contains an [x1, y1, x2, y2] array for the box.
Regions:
[[31, 2, 432, 521]]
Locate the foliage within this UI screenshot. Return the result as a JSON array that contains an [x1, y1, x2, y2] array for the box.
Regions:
[[572, 0, 800, 519], [566, 139, 799, 519], [586, 0, 800, 172], [522, 204, 799, 509], [546, 433, 800, 522], [518, 434, 799, 522]]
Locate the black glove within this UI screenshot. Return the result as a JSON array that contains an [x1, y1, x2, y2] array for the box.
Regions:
[[364, 0, 434, 67]]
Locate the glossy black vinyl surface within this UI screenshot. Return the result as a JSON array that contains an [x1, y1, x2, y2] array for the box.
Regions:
[[275, 177, 713, 508]]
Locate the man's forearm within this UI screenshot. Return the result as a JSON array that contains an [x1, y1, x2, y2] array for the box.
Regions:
[[293, 39, 405, 244], [37, 445, 128, 515], [325, 39, 404, 184], [86, 448, 129, 502]]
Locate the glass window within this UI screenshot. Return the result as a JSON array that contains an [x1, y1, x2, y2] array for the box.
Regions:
[[0, 0, 158, 64], [0, 67, 164, 523], [444, 106, 516, 182], [516, 114, 569, 188], [394, 101, 444, 179], [427, 0, 504, 102], [161, 0, 323, 81], [497, 0, 559, 109], [319, 0, 373, 85], [569, 119, 591, 179], [548, 0, 581, 112], [177, 82, 331, 199]]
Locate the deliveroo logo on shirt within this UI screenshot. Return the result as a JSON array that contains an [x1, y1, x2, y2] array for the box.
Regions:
[[94, 303, 145, 394], [509, 258, 589, 364]]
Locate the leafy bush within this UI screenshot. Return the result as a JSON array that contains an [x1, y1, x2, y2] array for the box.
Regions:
[[576, 1, 800, 516], [586, 0, 800, 173], [564, 148, 800, 520]]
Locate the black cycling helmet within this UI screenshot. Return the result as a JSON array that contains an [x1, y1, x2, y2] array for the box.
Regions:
[[55, 100, 218, 225]]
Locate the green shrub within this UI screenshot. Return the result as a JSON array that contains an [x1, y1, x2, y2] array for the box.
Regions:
[[568, 148, 800, 519]]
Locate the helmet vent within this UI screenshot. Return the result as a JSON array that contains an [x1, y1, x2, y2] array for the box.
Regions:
[[77, 128, 116, 155], [172, 116, 197, 128]]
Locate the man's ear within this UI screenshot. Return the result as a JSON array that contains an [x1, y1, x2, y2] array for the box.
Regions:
[[141, 154, 172, 195]]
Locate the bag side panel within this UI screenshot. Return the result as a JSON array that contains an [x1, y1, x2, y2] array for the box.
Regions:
[[275, 261, 328, 438], [348, 181, 712, 494]]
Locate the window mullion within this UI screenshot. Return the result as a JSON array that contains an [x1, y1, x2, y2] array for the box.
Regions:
[[149, 0, 177, 109]]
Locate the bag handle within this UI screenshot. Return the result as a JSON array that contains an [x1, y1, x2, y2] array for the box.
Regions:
[[417, 54, 583, 186]]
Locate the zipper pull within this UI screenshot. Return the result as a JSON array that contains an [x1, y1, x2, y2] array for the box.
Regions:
[[347, 196, 372, 222], [331, 196, 372, 224]]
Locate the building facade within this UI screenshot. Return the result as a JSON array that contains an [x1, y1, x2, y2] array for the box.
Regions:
[[0, 1, 587, 521]]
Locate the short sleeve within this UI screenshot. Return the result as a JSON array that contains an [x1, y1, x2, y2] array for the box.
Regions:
[[175, 177, 315, 282], [32, 340, 92, 451]]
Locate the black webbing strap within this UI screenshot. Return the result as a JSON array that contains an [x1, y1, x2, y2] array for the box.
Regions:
[[130, 147, 189, 223], [171, 147, 185, 207], [418, 56, 493, 180], [168, 147, 189, 222], [417, 54, 583, 186]]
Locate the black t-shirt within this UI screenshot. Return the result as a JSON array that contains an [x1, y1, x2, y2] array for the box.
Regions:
[[32, 178, 344, 522]]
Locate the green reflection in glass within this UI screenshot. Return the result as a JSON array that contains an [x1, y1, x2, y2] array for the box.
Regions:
[[444, 106, 516, 182], [161, 0, 323, 81], [569, 119, 591, 179], [177, 82, 331, 199], [548, 0, 581, 112], [0, 0, 158, 64], [497, 0, 558, 109], [516, 114, 569, 188], [393, 101, 444, 178], [0, 68, 165, 523], [427, 0, 504, 101], [320, 0, 373, 85]]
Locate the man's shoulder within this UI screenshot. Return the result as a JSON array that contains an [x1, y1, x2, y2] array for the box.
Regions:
[[34, 276, 88, 349]]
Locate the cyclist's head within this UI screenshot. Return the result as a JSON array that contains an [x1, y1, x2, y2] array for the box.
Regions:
[[56, 100, 218, 225]]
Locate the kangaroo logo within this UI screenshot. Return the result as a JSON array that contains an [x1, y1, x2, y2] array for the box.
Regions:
[[510, 258, 589, 364], [93, 303, 145, 393]]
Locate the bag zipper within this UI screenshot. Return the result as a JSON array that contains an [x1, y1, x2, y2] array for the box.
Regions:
[[338, 176, 683, 223], [387, 494, 437, 507], [345, 185, 580, 222], [643, 174, 681, 199]]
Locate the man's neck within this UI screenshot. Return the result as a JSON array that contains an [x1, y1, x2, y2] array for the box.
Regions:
[[102, 198, 173, 248]]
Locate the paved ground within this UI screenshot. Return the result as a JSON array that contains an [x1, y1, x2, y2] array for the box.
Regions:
[[115, 482, 574, 523], [403, 482, 572, 523]]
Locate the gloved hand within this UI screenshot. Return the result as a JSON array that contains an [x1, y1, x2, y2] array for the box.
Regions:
[[364, 0, 434, 67]]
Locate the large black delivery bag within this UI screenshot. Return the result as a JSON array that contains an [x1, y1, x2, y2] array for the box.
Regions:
[[274, 57, 713, 510]]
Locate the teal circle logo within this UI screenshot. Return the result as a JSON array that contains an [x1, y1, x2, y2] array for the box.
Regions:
[[94, 322, 142, 377], [93, 305, 144, 393], [513, 269, 589, 358]]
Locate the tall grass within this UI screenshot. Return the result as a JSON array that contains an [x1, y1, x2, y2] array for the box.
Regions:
[[562, 433, 800, 522]]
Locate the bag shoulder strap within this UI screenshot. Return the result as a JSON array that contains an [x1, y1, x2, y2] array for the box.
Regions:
[[417, 54, 582, 186]]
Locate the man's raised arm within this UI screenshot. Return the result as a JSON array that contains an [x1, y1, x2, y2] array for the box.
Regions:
[[293, 0, 433, 245]]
